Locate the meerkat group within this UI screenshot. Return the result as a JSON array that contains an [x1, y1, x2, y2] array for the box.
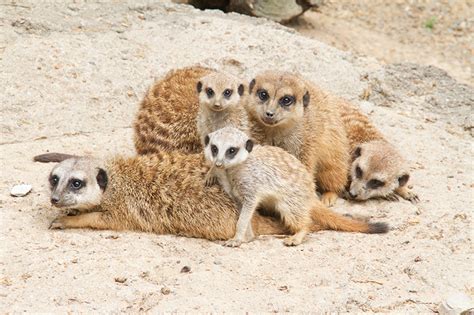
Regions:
[[37, 64, 420, 246]]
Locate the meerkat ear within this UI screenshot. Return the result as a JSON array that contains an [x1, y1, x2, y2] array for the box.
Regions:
[[249, 79, 256, 94], [204, 135, 210, 146], [398, 174, 409, 187], [245, 139, 254, 153], [196, 81, 203, 93], [238, 84, 244, 96], [303, 91, 310, 107], [96, 168, 108, 191], [352, 147, 362, 160]]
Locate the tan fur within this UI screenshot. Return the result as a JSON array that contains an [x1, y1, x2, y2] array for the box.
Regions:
[[337, 102, 418, 202], [204, 127, 388, 247], [246, 71, 350, 206], [42, 151, 388, 240], [134, 66, 213, 155]]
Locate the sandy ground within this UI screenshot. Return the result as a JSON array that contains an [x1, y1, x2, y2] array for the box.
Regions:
[[0, 1, 473, 312], [293, 0, 473, 86]]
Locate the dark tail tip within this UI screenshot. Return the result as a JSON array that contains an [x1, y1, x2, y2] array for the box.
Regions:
[[34, 153, 76, 163], [368, 222, 389, 234]]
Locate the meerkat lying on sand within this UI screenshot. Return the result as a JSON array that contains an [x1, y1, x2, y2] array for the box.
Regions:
[[338, 101, 419, 202], [35, 151, 388, 242], [203, 127, 388, 247]]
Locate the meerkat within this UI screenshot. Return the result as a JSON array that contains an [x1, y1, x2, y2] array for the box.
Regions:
[[203, 127, 388, 247], [134, 66, 214, 155], [35, 152, 286, 240], [245, 70, 350, 207], [338, 101, 419, 202], [35, 152, 388, 241], [196, 72, 249, 186]]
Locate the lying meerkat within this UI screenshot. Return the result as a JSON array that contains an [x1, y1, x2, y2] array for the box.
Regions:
[[338, 102, 419, 202], [35, 152, 388, 242], [245, 71, 350, 207], [203, 127, 388, 247], [196, 72, 249, 186], [134, 66, 213, 155], [35, 152, 287, 240]]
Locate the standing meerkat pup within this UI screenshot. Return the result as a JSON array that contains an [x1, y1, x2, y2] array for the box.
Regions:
[[204, 127, 388, 247], [338, 102, 419, 202], [245, 71, 350, 207], [196, 72, 249, 186], [134, 66, 213, 155]]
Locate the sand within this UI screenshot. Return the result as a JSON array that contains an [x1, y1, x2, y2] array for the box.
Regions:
[[0, 1, 472, 312]]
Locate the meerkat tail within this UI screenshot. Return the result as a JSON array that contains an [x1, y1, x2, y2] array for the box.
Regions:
[[251, 215, 289, 236], [34, 153, 77, 163], [311, 205, 389, 234]]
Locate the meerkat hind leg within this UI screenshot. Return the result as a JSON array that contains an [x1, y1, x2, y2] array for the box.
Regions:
[[224, 199, 258, 247]]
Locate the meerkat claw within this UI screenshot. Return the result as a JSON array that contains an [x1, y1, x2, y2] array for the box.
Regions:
[[49, 217, 66, 230], [223, 238, 243, 247], [204, 174, 218, 187]]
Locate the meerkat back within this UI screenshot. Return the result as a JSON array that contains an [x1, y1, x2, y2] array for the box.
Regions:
[[134, 66, 213, 155]]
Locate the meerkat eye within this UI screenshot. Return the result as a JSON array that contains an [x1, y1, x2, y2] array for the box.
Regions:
[[70, 179, 84, 190], [49, 175, 59, 187], [367, 179, 385, 189], [206, 88, 214, 98], [226, 147, 239, 158], [211, 144, 218, 156], [257, 89, 269, 102], [279, 95, 295, 107], [223, 89, 233, 98], [355, 166, 363, 179]]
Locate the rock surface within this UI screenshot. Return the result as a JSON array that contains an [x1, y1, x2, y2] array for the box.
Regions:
[[0, 1, 472, 313]]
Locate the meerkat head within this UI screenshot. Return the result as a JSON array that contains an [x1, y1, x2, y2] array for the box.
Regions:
[[349, 141, 410, 200], [48, 157, 108, 210], [196, 72, 245, 112], [246, 70, 310, 127], [204, 127, 254, 169]]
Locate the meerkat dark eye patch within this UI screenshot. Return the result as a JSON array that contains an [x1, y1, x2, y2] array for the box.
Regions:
[[245, 139, 254, 153], [238, 84, 244, 96], [96, 168, 108, 191], [257, 89, 269, 102], [223, 89, 233, 98], [196, 81, 203, 93], [355, 166, 363, 179], [204, 135, 210, 146], [367, 179, 385, 189], [303, 91, 310, 107], [398, 174, 410, 187], [226, 147, 239, 158], [211, 144, 218, 156], [279, 95, 295, 107], [352, 147, 362, 160], [206, 88, 214, 98], [69, 178, 85, 190], [249, 79, 256, 93], [49, 174, 59, 187]]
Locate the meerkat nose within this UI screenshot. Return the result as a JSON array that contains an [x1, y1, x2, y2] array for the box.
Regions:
[[348, 191, 357, 199], [265, 111, 274, 118], [51, 196, 60, 204]]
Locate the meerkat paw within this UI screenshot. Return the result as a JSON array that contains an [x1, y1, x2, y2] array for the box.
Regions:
[[321, 192, 338, 207], [223, 238, 243, 247], [204, 174, 218, 187], [49, 217, 68, 229], [283, 230, 307, 246], [384, 193, 400, 202], [395, 187, 420, 204]]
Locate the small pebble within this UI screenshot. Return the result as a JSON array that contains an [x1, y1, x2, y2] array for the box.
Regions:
[[10, 184, 32, 197], [161, 287, 171, 295], [114, 277, 127, 283], [180, 266, 191, 273]]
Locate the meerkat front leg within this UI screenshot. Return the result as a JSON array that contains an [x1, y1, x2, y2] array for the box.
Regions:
[[224, 198, 258, 247], [316, 158, 348, 207], [50, 212, 114, 230], [395, 186, 420, 203], [204, 165, 219, 186]]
